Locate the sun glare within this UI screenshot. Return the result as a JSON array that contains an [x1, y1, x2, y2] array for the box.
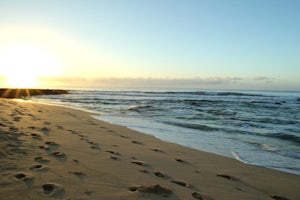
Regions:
[[0, 44, 61, 88], [6, 74, 38, 88]]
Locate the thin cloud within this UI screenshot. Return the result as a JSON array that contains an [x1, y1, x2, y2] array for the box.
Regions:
[[253, 76, 274, 83], [92, 77, 245, 87], [39, 76, 245, 88], [24, 75, 287, 90]]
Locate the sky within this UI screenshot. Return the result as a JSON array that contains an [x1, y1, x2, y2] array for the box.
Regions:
[[0, 0, 299, 90]]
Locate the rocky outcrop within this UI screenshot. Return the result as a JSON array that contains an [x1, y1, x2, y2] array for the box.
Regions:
[[0, 88, 69, 98]]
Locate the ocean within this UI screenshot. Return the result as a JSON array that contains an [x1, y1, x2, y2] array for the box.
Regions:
[[31, 89, 300, 175]]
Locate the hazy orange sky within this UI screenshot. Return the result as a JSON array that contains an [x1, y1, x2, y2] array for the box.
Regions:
[[0, 0, 299, 90]]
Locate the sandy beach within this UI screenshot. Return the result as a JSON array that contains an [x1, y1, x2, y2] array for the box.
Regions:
[[0, 99, 299, 200]]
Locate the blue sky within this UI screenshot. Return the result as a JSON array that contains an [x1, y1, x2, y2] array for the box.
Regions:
[[0, 0, 299, 90]]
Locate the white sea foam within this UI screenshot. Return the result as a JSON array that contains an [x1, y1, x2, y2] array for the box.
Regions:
[[231, 151, 247, 164]]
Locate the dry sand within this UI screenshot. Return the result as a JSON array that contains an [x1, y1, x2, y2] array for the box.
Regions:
[[0, 99, 299, 200]]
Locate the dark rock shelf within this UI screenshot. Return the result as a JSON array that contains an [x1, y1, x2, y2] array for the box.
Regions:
[[0, 88, 69, 98]]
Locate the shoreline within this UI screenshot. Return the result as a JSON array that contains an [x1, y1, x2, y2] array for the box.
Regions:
[[1, 98, 299, 199], [31, 94, 300, 176], [28, 99, 252, 169], [29, 99, 251, 162]]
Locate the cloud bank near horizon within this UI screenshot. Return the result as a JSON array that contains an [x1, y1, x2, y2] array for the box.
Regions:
[[1, 75, 298, 91], [34, 76, 282, 90]]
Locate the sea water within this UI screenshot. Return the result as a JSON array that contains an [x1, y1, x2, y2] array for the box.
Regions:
[[32, 89, 300, 175]]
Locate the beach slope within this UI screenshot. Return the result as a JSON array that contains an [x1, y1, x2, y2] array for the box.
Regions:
[[0, 99, 299, 200]]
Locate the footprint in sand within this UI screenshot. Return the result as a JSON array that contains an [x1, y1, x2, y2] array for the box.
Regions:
[[31, 133, 42, 140], [5, 121, 14, 126], [84, 190, 95, 196], [52, 151, 65, 157], [171, 180, 191, 188], [110, 156, 119, 160], [217, 174, 237, 181], [192, 192, 214, 200], [132, 140, 143, 145], [105, 150, 120, 155], [91, 145, 100, 150], [84, 140, 100, 150], [119, 135, 130, 139], [150, 148, 165, 153], [69, 171, 86, 178], [28, 126, 37, 130], [40, 127, 50, 134], [38, 145, 51, 151], [86, 121, 97, 126], [45, 141, 59, 147], [34, 156, 50, 164], [14, 172, 34, 185], [0, 122, 7, 127], [270, 194, 290, 200], [13, 117, 21, 122], [131, 160, 148, 166], [42, 182, 65, 198], [129, 184, 172, 198], [73, 159, 80, 164], [29, 164, 48, 172], [139, 169, 150, 173], [9, 126, 19, 132], [175, 158, 189, 164], [87, 141, 97, 145], [153, 171, 168, 178], [89, 142, 100, 150], [68, 129, 78, 135], [107, 129, 117, 133], [56, 125, 64, 130], [44, 142, 59, 151], [51, 151, 67, 161], [106, 150, 120, 160]]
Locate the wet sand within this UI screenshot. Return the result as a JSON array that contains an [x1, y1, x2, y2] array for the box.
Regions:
[[0, 99, 299, 200]]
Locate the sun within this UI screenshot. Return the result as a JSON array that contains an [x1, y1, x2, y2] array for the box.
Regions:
[[6, 74, 39, 88], [0, 44, 61, 88]]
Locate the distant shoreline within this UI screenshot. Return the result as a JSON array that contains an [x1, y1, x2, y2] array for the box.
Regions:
[[0, 88, 69, 98]]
